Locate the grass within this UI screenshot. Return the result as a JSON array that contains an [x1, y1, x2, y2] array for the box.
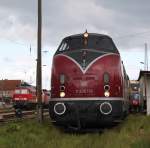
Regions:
[[0, 114, 150, 148]]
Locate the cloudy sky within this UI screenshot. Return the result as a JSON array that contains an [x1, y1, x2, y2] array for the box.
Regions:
[[0, 0, 150, 89]]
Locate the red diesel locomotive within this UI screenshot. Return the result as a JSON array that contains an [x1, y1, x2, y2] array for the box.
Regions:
[[49, 32, 129, 129], [129, 81, 144, 112], [13, 84, 50, 110]]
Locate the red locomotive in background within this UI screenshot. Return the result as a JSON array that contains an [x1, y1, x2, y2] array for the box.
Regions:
[[13, 82, 50, 110], [129, 81, 144, 112], [49, 31, 129, 129]]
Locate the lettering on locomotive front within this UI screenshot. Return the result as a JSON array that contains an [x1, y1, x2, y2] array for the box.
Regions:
[[75, 89, 94, 94]]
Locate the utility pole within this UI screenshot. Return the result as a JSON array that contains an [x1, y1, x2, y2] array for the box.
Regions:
[[37, 0, 43, 122], [144, 43, 148, 71], [1, 79, 4, 103]]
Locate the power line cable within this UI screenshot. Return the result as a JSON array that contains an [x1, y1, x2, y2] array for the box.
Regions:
[[115, 30, 150, 40]]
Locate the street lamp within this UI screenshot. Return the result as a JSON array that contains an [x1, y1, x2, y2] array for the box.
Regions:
[[42, 65, 47, 89], [140, 62, 144, 70], [42, 50, 48, 54], [140, 62, 144, 64]]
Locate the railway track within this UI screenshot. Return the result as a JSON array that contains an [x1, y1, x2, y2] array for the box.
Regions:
[[0, 109, 49, 123], [0, 107, 14, 114]]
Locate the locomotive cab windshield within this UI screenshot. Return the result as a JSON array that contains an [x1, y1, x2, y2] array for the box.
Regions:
[[56, 33, 118, 54], [15, 89, 29, 94]]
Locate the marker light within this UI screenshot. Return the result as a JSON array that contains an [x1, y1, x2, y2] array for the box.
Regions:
[[103, 72, 110, 84], [60, 86, 65, 91], [104, 91, 110, 97], [104, 85, 110, 91], [60, 92, 65, 98], [60, 74, 65, 84]]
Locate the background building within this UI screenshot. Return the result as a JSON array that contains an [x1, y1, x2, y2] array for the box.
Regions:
[[138, 71, 150, 115], [0, 80, 21, 103]]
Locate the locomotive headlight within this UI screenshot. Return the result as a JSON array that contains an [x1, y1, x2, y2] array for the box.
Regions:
[[60, 92, 65, 98], [104, 91, 110, 97], [83, 30, 89, 38]]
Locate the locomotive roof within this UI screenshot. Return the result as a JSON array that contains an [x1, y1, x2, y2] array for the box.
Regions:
[[64, 33, 112, 40], [15, 86, 36, 89], [55, 33, 119, 54]]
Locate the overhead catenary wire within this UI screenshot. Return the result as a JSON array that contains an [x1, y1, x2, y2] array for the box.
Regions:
[[114, 30, 150, 40], [1, 29, 150, 46]]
